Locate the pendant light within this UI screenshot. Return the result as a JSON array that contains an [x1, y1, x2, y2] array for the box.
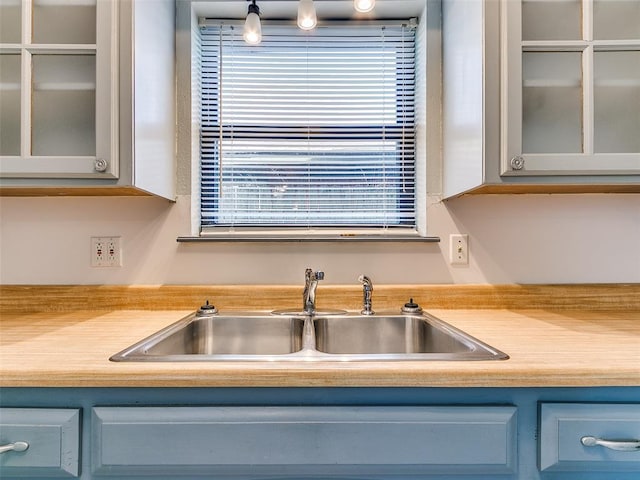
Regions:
[[243, 0, 262, 45], [297, 0, 317, 31], [354, 0, 375, 13]]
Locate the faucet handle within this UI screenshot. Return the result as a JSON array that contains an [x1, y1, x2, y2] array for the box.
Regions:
[[358, 274, 373, 289], [306, 268, 324, 281]]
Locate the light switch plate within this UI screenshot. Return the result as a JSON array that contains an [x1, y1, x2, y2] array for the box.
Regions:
[[450, 234, 469, 265]]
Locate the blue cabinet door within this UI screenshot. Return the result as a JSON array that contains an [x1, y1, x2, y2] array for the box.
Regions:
[[0, 408, 80, 477], [540, 403, 640, 472], [92, 405, 517, 477]]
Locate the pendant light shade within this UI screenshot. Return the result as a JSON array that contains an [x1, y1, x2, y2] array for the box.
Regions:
[[243, 0, 262, 45], [297, 0, 317, 31], [354, 0, 375, 13]]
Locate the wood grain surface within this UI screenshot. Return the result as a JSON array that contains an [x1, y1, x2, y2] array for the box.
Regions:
[[1, 308, 638, 388]]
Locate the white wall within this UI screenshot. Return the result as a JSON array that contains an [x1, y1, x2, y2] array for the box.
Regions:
[[1, 1, 638, 287], [1, 193, 638, 285]]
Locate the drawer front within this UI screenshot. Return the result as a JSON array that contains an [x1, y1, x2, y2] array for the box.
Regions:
[[0, 408, 80, 478], [540, 403, 640, 472], [93, 406, 517, 477]]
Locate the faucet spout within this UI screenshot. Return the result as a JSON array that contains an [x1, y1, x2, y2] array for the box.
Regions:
[[358, 274, 374, 315], [303, 268, 324, 315]]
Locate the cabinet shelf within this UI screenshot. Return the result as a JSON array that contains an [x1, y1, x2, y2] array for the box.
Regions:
[[523, 79, 580, 88], [26, 44, 97, 54], [523, 79, 640, 88], [33, 0, 96, 5], [0, 44, 96, 54], [0, 82, 20, 90], [33, 82, 95, 91], [522, 40, 640, 52]]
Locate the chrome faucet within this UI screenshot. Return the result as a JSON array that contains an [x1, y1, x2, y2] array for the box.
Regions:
[[358, 274, 374, 315], [303, 268, 324, 314]]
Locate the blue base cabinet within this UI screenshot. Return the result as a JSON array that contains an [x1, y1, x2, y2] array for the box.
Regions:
[[1, 387, 639, 479]]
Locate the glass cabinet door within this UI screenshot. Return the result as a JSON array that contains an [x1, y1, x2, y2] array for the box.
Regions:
[[502, 0, 640, 175], [0, 0, 117, 179]]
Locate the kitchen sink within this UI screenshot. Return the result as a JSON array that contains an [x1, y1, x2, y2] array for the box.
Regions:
[[110, 311, 508, 362]]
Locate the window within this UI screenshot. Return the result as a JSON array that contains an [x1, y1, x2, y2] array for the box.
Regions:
[[198, 19, 424, 237]]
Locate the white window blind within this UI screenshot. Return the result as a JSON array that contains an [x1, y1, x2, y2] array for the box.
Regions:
[[200, 22, 416, 231]]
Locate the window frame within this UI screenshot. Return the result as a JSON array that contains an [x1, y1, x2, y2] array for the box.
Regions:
[[183, 0, 439, 242]]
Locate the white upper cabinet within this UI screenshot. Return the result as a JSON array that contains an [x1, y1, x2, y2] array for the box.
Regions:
[[0, 0, 118, 179], [443, 0, 640, 197], [503, 0, 640, 176], [0, 0, 175, 199]]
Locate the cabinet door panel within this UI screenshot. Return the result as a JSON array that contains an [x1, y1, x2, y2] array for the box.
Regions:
[[32, 55, 96, 156], [522, 0, 582, 41], [522, 51, 583, 154], [593, 0, 640, 40], [594, 50, 640, 153], [32, 0, 97, 45], [0, 54, 21, 156], [0, 1, 21, 43], [92, 406, 517, 477]]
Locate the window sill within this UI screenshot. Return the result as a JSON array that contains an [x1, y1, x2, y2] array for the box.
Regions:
[[177, 233, 440, 243]]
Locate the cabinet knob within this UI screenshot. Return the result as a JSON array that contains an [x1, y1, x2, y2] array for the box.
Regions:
[[0, 441, 29, 454], [581, 436, 640, 452], [510, 155, 524, 171], [94, 158, 109, 173]]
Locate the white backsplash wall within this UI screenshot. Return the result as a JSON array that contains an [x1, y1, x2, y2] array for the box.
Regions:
[[0, 193, 638, 285]]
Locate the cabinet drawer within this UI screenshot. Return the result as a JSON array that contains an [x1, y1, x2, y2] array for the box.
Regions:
[[0, 408, 80, 477], [540, 403, 640, 472], [93, 406, 517, 477]]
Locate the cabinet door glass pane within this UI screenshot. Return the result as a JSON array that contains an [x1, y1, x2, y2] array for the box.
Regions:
[[32, 55, 96, 156], [32, 0, 96, 44], [522, 52, 583, 153], [0, 54, 21, 155], [0, 0, 21, 43], [522, 0, 582, 41], [594, 0, 640, 40], [594, 51, 640, 153]]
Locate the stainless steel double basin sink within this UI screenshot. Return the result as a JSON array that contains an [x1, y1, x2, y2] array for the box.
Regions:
[[111, 311, 508, 362]]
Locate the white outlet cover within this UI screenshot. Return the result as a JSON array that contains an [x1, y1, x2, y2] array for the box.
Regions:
[[91, 236, 122, 267]]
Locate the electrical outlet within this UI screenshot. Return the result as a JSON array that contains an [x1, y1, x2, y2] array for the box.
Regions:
[[450, 234, 469, 265], [91, 237, 122, 267]]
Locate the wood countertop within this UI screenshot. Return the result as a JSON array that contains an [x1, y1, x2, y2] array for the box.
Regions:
[[1, 308, 639, 388]]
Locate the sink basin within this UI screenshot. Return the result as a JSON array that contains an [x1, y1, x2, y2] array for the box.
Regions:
[[111, 312, 508, 362], [111, 314, 305, 361], [313, 314, 507, 360]]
